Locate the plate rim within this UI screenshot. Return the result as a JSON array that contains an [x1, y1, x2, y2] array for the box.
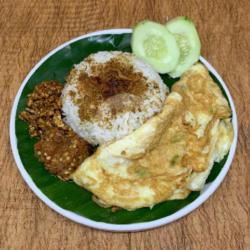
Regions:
[[9, 28, 238, 232]]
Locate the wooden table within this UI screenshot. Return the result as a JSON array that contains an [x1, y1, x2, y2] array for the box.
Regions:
[[0, 1, 249, 249]]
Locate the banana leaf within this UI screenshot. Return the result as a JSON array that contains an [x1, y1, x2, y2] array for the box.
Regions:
[[15, 32, 229, 224]]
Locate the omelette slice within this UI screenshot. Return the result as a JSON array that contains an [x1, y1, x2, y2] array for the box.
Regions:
[[71, 63, 233, 211]]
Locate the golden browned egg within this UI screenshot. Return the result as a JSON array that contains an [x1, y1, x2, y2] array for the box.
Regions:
[[71, 63, 233, 211]]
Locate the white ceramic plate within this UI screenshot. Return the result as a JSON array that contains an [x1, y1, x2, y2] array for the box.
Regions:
[[10, 29, 238, 232]]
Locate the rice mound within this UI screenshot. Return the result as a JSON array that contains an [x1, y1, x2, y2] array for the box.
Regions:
[[62, 51, 168, 145]]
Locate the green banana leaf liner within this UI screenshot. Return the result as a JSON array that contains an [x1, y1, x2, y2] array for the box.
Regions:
[[15, 33, 229, 224]]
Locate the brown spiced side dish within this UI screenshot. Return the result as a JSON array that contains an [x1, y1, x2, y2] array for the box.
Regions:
[[34, 128, 92, 180], [19, 81, 65, 137], [19, 81, 93, 180]]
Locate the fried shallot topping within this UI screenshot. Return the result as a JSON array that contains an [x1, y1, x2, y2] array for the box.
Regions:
[[68, 57, 148, 121]]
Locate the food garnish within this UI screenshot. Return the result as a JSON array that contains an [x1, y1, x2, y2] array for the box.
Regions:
[[131, 20, 180, 73], [131, 17, 201, 77], [166, 16, 201, 78]]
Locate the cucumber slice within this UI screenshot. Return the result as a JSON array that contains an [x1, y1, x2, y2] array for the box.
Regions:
[[131, 21, 180, 74], [166, 16, 201, 78]]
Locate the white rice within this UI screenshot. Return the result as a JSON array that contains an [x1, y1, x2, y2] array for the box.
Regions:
[[61, 51, 168, 145]]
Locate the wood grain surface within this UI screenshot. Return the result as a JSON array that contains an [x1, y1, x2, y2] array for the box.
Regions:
[[0, 0, 249, 249]]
